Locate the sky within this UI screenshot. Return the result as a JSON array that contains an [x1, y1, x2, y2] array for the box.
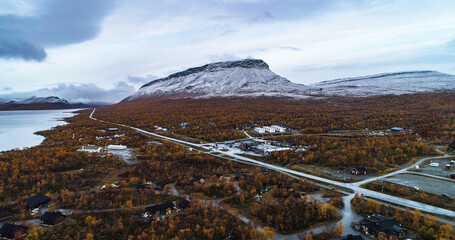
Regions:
[[1, 0, 455, 103]]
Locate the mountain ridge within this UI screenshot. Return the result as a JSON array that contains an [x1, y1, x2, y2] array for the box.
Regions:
[[0, 96, 90, 111], [124, 59, 312, 101], [311, 70, 455, 97], [123, 59, 455, 101]]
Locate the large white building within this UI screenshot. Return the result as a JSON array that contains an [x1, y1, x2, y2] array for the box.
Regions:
[[77, 145, 103, 153], [263, 126, 275, 133], [254, 127, 266, 133], [107, 145, 127, 150], [271, 125, 286, 132], [264, 147, 292, 155]]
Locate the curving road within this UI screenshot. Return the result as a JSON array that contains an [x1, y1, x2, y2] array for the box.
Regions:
[[89, 109, 455, 218]]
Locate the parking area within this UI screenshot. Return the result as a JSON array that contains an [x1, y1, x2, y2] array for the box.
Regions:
[[415, 158, 454, 178], [385, 173, 454, 196]]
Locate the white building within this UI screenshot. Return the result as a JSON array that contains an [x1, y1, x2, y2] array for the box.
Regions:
[[107, 145, 127, 150], [263, 126, 276, 133], [264, 147, 291, 155], [77, 145, 103, 153], [254, 127, 266, 134], [271, 125, 286, 132]]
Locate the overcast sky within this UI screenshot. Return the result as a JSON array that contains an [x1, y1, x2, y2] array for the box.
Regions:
[[1, 0, 455, 103]]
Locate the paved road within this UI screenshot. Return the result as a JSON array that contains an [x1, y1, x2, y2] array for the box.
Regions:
[[89, 109, 455, 218], [243, 131, 253, 138]]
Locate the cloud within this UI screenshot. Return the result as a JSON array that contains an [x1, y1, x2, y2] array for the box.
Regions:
[[279, 46, 302, 52], [2, 0, 455, 97], [0, 0, 116, 61], [127, 74, 158, 85], [251, 11, 274, 23], [0, 38, 47, 61], [208, 54, 243, 62], [0, 81, 135, 104]]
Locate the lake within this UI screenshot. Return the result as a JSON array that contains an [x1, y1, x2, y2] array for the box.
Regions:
[[0, 109, 82, 152]]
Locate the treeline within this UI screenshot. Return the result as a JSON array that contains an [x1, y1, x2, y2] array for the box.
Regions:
[[36, 207, 267, 240], [55, 188, 178, 211], [266, 134, 436, 172], [94, 93, 455, 142], [236, 169, 320, 197], [364, 181, 455, 211], [224, 170, 333, 234], [249, 198, 339, 234], [0, 146, 124, 202]]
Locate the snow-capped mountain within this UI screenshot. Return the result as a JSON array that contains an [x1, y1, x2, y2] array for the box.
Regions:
[[0, 96, 89, 111], [123, 59, 312, 100], [123, 59, 455, 101], [14, 96, 70, 105], [311, 71, 455, 97]]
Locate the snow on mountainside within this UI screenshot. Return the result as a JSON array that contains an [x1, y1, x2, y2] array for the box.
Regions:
[[0, 96, 89, 111], [15, 96, 70, 104], [311, 71, 455, 97], [123, 59, 312, 100], [123, 59, 455, 101]]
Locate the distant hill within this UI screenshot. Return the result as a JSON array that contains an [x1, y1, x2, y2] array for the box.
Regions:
[[0, 96, 89, 111], [310, 71, 455, 97]]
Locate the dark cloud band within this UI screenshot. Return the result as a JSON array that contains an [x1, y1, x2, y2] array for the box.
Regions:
[[0, 0, 116, 62], [0, 38, 47, 61]]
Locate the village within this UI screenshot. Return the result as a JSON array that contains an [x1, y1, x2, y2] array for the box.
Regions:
[[1, 113, 454, 240]]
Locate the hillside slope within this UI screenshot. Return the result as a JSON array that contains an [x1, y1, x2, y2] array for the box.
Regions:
[[124, 59, 313, 100], [311, 71, 455, 97], [0, 96, 88, 111]]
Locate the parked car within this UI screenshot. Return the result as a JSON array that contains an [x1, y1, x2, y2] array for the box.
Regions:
[[429, 162, 439, 167], [450, 160, 455, 165], [449, 173, 455, 179]]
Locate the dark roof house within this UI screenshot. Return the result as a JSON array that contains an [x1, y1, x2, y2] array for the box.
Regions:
[[0, 223, 27, 240], [193, 175, 205, 182], [351, 167, 367, 175], [145, 202, 175, 215], [358, 214, 405, 240], [22, 193, 51, 209], [154, 181, 167, 191], [293, 193, 303, 199], [0, 207, 13, 221], [177, 198, 190, 209], [239, 140, 259, 151], [333, 234, 364, 240], [233, 172, 241, 181], [449, 141, 455, 150], [212, 173, 223, 178], [40, 211, 66, 226]]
